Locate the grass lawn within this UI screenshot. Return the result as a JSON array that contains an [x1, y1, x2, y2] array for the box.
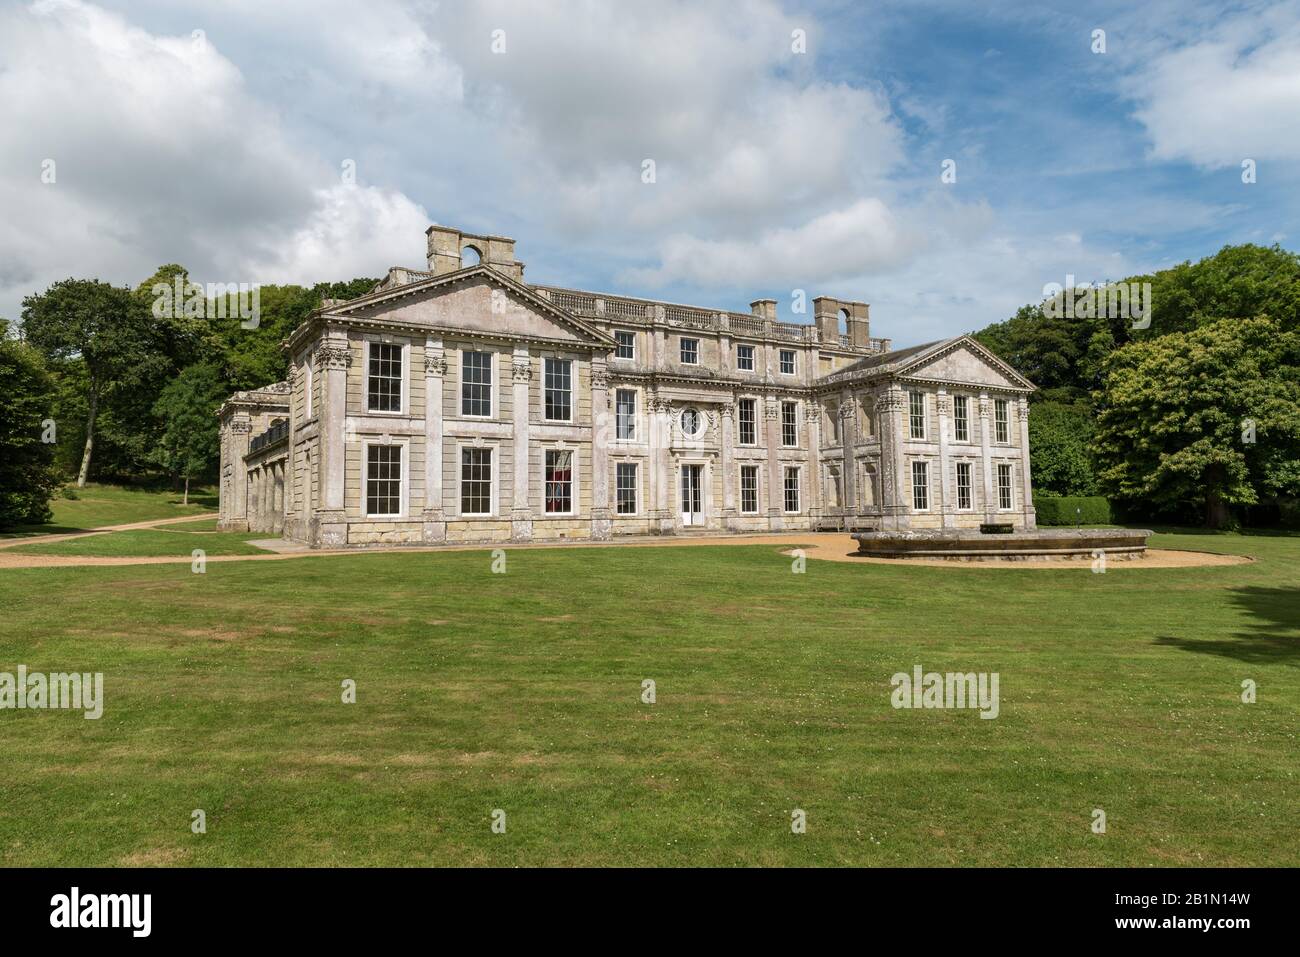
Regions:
[[0, 529, 1296, 867], [9, 528, 271, 558], [0, 483, 217, 539]]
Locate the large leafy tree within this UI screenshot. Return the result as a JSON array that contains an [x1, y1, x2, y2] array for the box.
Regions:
[[0, 320, 62, 527], [1092, 317, 1300, 527], [151, 363, 226, 503], [20, 279, 169, 485], [1027, 401, 1097, 496]]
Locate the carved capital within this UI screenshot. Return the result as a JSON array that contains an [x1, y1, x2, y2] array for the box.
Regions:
[[838, 403, 855, 420], [979, 397, 992, 418], [591, 370, 610, 391], [936, 394, 952, 416], [424, 354, 448, 376], [719, 403, 734, 419], [1017, 400, 1032, 421], [315, 343, 352, 371], [512, 360, 533, 382], [229, 418, 252, 435]]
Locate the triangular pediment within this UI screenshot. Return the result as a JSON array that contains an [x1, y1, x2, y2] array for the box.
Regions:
[[897, 336, 1035, 391], [320, 265, 615, 348]]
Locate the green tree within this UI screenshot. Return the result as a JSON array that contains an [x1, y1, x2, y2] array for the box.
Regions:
[[151, 363, 226, 504], [1092, 317, 1300, 527], [0, 320, 62, 527], [20, 279, 167, 486], [1027, 401, 1097, 496]]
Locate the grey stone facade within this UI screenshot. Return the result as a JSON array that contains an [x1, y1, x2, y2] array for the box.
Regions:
[[218, 223, 1037, 546]]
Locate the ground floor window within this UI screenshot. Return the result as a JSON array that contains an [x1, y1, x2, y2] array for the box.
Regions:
[[997, 463, 1014, 510], [740, 465, 759, 514], [460, 447, 492, 515], [956, 461, 972, 510], [911, 460, 929, 511], [545, 449, 574, 514], [783, 467, 800, 513], [616, 462, 637, 515], [366, 444, 402, 516]]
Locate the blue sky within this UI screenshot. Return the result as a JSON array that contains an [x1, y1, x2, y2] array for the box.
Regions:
[[2, 0, 1297, 346]]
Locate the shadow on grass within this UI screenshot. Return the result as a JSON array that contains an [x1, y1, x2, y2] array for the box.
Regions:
[[1156, 586, 1300, 665]]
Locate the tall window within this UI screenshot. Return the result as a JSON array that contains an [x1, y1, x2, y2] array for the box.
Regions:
[[614, 330, 635, 360], [911, 460, 929, 511], [616, 389, 636, 440], [783, 467, 800, 513], [545, 449, 574, 513], [461, 351, 492, 417], [779, 349, 796, 375], [680, 337, 699, 364], [740, 466, 759, 514], [544, 358, 572, 421], [368, 342, 402, 412], [995, 399, 1009, 443], [738, 398, 757, 445], [616, 462, 637, 515], [460, 447, 492, 515], [953, 395, 969, 442], [304, 353, 314, 419], [736, 344, 755, 371], [956, 461, 972, 510], [366, 444, 401, 515], [781, 401, 798, 447], [909, 391, 926, 439], [998, 463, 1013, 510]]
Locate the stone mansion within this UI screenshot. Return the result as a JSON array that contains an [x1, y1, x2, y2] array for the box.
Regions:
[[217, 223, 1037, 546]]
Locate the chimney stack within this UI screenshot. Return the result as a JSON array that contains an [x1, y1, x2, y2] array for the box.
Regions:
[[750, 299, 777, 322]]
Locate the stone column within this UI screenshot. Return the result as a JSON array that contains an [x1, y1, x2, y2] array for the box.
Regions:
[[839, 390, 857, 522], [878, 386, 908, 530], [720, 401, 736, 529], [650, 394, 672, 533], [590, 358, 612, 540], [765, 395, 783, 529], [222, 416, 251, 531], [805, 402, 822, 524], [936, 390, 954, 528], [511, 347, 533, 542], [979, 392, 995, 524], [1018, 397, 1036, 529], [316, 337, 351, 546], [422, 339, 447, 543]]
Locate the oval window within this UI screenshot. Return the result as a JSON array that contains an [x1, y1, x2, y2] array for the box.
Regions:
[[680, 407, 702, 437]]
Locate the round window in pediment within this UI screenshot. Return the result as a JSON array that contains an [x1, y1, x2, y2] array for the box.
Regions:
[[680, 407, 704, 438]]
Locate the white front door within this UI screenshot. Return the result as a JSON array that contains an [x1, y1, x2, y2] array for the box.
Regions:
[[680, 464, 703, 526]]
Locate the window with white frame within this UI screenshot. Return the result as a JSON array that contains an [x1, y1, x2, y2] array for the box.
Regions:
[[304, 353, 314, 419], [461, 351, 492, 417], [779, 349, 796, 375], [680, 337, 699, 364], [614, 330, 635, 360], [740, 466, 759, 514], [544, 357, 572, 421], [738, 398, 757, 445], [736, 344, 755, 371], [953, 395, 969, 442], [365, 444, 402, 516], [367, 342, 402, 412], [909, 391, 926, 439], [615, 389, 636, 440], [545, 448, 574, 513], [911, 460, 929, 511], [956, 461, 972, 510], [783, 467, 801, 513], [995, 399, 1010, 443], [616, 462, 637, 515], [781, 401, 798, 447], [460, 447, 492, 515], [997, 463, 1013, 510]]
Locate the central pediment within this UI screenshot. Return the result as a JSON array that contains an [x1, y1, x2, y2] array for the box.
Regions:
[[321, 266, 615, 349]]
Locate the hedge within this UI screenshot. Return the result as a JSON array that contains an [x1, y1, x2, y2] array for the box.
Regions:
[[1033, 495, 1111, 526]]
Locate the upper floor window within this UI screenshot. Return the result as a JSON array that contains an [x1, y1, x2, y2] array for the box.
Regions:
[[781, 401, 798, 447], [736, 344, 755, 371], [614, 330, 635, 360], [615, 389, 636, 440], [544, 358, 572, 421], [738, 398, 757, 445], [367, 342, 402, 413], [995, 399, 1010, 443], [909, 391, 926, 439], [461, 351, 492, 417], [680, 337, 699, 365], [953, 395, 969, 442], [779, 349, 796, 375]]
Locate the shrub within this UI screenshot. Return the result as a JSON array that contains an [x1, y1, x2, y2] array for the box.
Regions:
[[1034, 494, 1111, 526]]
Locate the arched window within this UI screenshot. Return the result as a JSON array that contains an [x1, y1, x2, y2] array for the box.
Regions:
[[838, 308, 850, 338], [461, 244, 482, 266]]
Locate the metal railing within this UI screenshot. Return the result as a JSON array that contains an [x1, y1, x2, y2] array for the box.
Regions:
[[249, 419, 289, 455]]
